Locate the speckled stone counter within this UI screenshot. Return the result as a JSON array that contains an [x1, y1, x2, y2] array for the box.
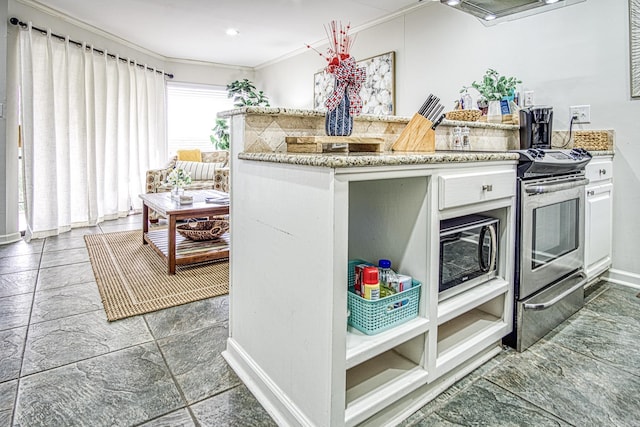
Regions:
[[219, 107, 520, 153], [238, 150, 520, 168], [589, 150, 615, 157]]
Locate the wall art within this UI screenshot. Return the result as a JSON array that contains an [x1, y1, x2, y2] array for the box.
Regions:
[[314, 51, 395, 115], [631, 0, 640, 97]]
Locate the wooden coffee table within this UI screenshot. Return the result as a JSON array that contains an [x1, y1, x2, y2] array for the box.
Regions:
[[139, 189, 230, 274]]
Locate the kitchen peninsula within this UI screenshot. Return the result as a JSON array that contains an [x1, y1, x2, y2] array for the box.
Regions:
[[221, 107, 521, 426]]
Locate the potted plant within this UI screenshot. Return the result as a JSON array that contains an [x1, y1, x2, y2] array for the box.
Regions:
[[461, 69, 521, 121], [210, 118, 230, 150], [226, 79, 270, 107], [210, 79, 270, 150]]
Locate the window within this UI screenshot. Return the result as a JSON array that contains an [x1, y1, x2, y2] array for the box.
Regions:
[[166, 82, 233, 155]]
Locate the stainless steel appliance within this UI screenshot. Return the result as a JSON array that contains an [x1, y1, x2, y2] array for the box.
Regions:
[[439, 214, 499, 301], [505, 147, 592, 352], [438, 0, 586, 26], [519, 106, 553, 150]]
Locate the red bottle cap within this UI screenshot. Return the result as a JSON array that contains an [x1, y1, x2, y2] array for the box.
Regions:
[[363, 266, 379, 284]]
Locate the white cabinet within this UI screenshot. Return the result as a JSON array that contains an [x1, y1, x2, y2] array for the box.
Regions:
[[224, 159, 516, 427], [584, 156, 613, 281]]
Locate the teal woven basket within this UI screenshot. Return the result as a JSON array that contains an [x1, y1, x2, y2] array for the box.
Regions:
[[347, 259, 421, 335]]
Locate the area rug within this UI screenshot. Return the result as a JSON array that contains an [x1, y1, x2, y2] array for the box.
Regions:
[[84, 230, 228, 321]]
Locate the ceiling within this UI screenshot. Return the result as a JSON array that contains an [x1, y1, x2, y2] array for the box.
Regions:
[[29, 0, 429, 68]]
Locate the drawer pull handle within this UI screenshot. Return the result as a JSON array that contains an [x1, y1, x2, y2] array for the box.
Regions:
[[587, 190, 595, 196], [482, 184, 493, 192], [599, 169, 607, 175]]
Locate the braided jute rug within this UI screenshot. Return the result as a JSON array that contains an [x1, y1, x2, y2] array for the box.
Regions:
[[84, 230, 228, 321]]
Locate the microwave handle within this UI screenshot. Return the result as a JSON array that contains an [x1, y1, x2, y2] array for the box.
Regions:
[[478, 224, 497, 273]]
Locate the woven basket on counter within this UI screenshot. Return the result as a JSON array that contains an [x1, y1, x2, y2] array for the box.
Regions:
[[445, 109, 482, 122], [177, 219, 229, 241], [573, 131, 610, 151]]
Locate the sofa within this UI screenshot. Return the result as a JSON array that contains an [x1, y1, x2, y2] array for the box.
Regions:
[[145, 150, 230, 219]]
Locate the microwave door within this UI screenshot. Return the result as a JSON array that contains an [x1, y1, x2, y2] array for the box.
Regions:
[[479, 224, 498, 273]]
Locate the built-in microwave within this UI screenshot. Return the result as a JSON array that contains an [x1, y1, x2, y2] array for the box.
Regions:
[[439, 214, 499, 300]]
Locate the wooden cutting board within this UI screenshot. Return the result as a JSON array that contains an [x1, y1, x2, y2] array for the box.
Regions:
[[285, 136, 384, 153]]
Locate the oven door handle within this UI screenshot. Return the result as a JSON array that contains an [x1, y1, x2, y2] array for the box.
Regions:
[[525, 178, 589, 195], [478, 224, 497, 273], [523, 277, 587, 310]]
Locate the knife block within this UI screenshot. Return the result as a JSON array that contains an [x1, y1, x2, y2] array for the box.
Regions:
[[392, 113, 436, 152]]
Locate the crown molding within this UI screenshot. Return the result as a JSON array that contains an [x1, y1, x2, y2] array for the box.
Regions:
[[254, 1, 430, 70]]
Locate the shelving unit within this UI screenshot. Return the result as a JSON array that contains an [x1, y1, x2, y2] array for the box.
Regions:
[[225, 158, 517, 427], [436, 295, 508, 376], [345, 335, 428, 426], [346, 317, 430, 369]]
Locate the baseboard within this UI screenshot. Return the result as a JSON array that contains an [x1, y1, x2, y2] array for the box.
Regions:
[[604, 269, 640, 290], [222, 339, 315, 427], [0, 232, 22, 245]]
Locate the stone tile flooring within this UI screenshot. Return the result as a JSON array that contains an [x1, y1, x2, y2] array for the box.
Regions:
[[0, 214, 638, 426]]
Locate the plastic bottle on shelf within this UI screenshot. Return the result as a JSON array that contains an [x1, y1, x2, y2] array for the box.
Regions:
[[378, 259, 399, 294], [362, 266, 380, 300]]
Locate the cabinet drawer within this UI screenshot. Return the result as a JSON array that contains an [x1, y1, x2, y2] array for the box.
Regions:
[[439, 169, 515, 210], [585, 158, 613, 184]]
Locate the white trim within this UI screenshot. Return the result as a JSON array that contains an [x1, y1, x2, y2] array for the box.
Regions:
[[254, 2, 432, 70], [164, 56, 253, 71], [0, 232, 22, 245], [16, 0, 165, 61], [605, 269, 640, 290], [223, 339, 316, 427]]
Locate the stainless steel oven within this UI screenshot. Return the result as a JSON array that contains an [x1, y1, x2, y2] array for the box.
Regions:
[[506, 148, 591, 352], [518, 174, 587, 297]]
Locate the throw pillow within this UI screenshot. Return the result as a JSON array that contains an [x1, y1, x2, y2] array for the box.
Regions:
[[176, 149, 202, 162], [175, 160, 217, 181]]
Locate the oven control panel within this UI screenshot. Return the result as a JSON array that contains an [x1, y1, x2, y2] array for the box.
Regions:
[[515, 148, 592, 178]]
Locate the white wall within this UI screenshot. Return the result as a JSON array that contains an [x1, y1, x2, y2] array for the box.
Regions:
[[256, 0, 640, 277]]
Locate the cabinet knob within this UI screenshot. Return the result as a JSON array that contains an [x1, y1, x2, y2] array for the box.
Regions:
[[482, 184, 493, 192], [599, 169, 607, 175]]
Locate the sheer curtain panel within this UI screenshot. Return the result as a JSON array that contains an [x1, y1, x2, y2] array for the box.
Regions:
[[12, 24, 167, 240]]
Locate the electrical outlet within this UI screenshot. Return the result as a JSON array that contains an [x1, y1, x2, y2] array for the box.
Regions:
[[570, 105, 591, 123], [523, 91, 534, 107]]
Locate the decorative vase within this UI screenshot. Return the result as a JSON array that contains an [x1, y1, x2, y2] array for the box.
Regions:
[[171, 186, 184, 201], [325, 93, 353, 136], [487, 100, 502, 123]]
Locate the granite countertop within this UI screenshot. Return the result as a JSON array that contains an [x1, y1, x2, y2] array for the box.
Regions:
[[589, 150, 615, 156], [238, 150, 520, 168]]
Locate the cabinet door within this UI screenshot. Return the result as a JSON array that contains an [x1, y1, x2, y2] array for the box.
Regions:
[[585, 183, 613, 279]]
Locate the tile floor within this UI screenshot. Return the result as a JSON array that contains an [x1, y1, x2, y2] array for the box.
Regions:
[[1, 215, 639, 426]]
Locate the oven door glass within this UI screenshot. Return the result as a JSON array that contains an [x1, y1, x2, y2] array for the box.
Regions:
[[532, 199, 579, 269]]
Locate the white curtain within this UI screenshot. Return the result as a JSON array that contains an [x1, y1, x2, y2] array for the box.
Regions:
[[12, 24, 167, 240]]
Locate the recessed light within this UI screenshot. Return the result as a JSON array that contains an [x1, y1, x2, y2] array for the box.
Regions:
[[225, 28, 239, 36], [484, 14, 497, 20], [446, 0, 460, 5], [544, 0, 561, 3]]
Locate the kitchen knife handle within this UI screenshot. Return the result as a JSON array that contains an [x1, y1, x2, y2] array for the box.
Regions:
[[431, 114, 446, 130]]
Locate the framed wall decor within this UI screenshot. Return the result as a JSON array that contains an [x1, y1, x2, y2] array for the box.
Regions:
[[631, 0, 640, 97], [313, 51, 396, 115]]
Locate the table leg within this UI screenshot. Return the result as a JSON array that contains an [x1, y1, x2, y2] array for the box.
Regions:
[[168, 215, 176, 275], [142, 204, 149, 244]]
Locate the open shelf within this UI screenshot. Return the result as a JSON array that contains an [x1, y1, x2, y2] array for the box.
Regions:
[[345, 335, 428, 427], [435, 294, 509, 377], [437, 278, 509, 325], [346, 317, 430, 369]]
